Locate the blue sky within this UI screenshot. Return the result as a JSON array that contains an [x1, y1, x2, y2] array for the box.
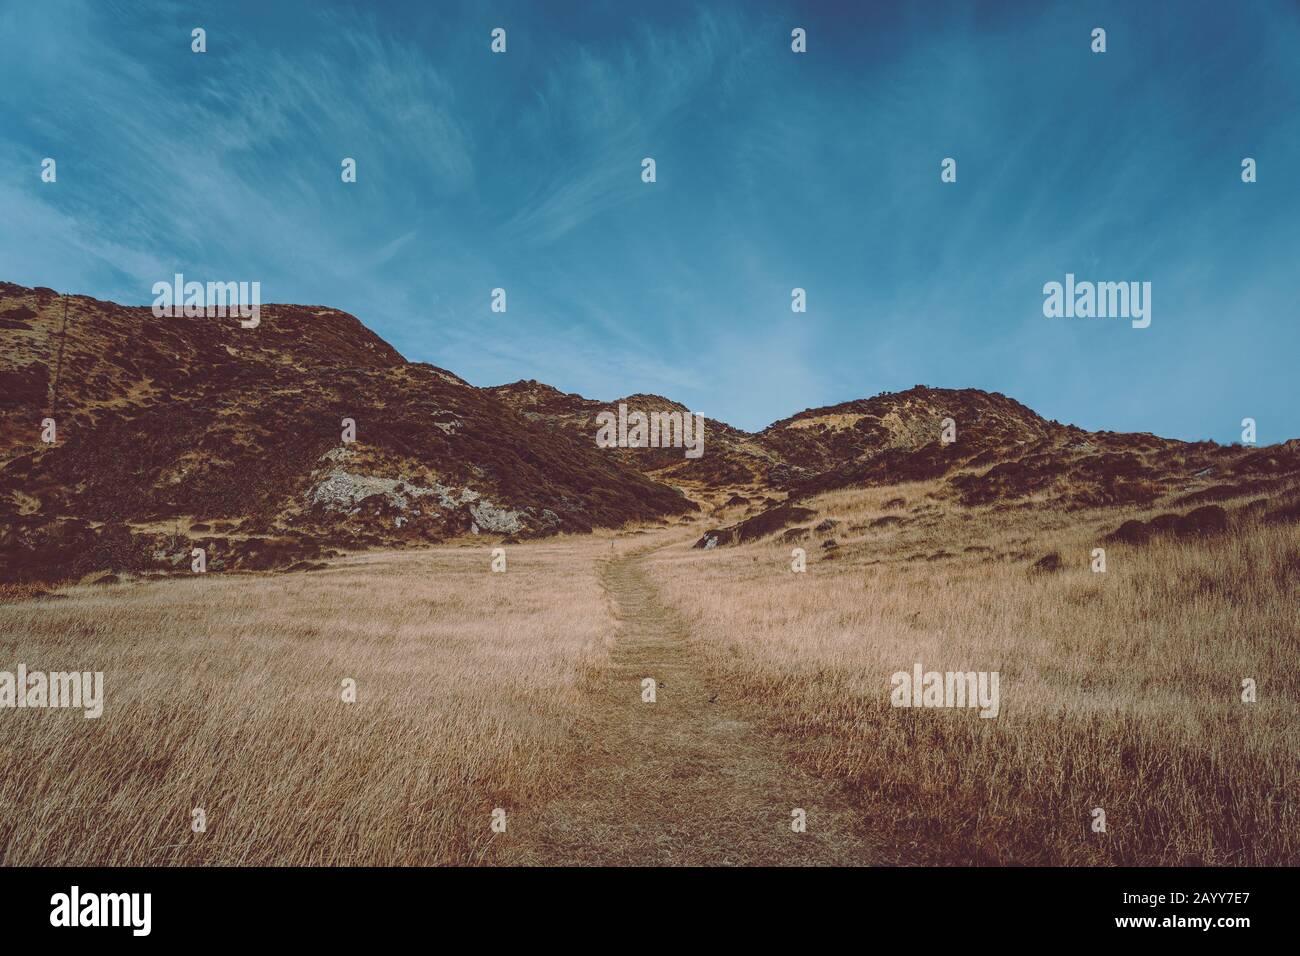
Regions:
[[3, 0, 1298, 441]]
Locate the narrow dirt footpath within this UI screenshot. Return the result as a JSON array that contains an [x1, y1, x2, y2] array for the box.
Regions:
[[504, 543, 882, 865]]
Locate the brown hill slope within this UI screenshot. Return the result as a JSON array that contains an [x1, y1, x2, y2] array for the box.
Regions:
[[4, 280, 1297, 578], [0, 282, 694, 581], [692, 386, 1300, 547], [488, 380, 775, 489], [495, 377, 1300, 516], [772, 385, 1300, 511]]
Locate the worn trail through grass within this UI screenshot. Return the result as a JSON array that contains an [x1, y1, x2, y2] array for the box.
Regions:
[[504, 544, 883, 866]]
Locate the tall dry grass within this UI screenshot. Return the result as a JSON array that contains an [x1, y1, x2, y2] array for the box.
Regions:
[[3, 483, 1295, 866], [0, 537, 615, 865], [646, 481, 1300, 864]]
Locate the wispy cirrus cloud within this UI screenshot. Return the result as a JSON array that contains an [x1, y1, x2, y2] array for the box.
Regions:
[[2, 0, 1298, 440], [0, 0, 473, 314], [497, 6, 767, 246]]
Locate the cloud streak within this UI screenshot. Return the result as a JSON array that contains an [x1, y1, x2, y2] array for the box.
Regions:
[[1, 0, 1297, 440]]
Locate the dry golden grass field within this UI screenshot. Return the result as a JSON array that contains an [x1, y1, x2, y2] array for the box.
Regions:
[[648, 482, 1300, 865], [1, 483, 1296, 866], [0, 537, 614, 865]]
